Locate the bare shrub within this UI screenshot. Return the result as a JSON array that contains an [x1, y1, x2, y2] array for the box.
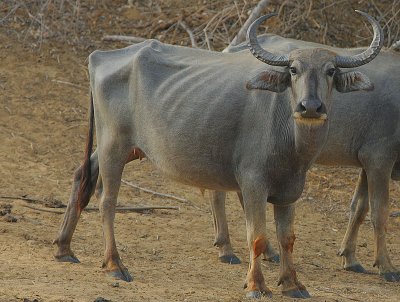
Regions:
[[0, 0, 399, 51]]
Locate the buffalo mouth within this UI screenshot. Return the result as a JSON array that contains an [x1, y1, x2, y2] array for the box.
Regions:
[[293, 111, 327, 121]]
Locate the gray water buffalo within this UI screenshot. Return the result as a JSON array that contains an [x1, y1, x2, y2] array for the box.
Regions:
[[210, 31, 400, 282], [53, 12, 382, 298]]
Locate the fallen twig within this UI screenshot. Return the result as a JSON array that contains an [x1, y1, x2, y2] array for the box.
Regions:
[[121, 179, 204, 211], [102, 35, 147, 44], [52, 79, 84, 90], [121, 179, 187, 203]]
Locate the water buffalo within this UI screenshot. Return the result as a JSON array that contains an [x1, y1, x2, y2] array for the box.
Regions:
[[211, 27, 400, 283], [53, 12, 382, 298]]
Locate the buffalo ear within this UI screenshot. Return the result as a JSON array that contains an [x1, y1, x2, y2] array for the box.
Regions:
[[334, 71, 374, 93], [246, 70, 290, 93]]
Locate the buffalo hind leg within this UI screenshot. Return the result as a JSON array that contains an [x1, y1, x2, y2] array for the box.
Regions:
[[98, 141, 133, 282], [365, 164, 400, 281], [53, 150, 99, 263], [275, 204, 310, 298], [237, 192, 280, 263], [209, 191, 241, 264], [338, 169, 369, 273]]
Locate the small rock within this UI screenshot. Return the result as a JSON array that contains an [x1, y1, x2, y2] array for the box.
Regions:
[[44, 195, 65, 208], [3, 213, 17, 222], [0, 204, 12, 216], [111, 282, 120, 287]]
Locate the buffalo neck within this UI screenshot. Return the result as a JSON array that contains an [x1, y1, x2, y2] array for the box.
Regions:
[[293, 119, 329, 169]]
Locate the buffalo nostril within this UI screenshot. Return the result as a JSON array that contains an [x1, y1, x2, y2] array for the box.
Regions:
[[301, 100, 321, 113]]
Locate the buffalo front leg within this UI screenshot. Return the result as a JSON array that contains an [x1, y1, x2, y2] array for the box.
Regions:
[[241, 192, 272, 298], [98, 143, 133, 282], [53, 151, 99, 263], [209, 191, 241, 264], [338, 169, 369, 273], [237, 192, 279, 263], [365, 166, 400, 281], [274, 204, 310, 298]]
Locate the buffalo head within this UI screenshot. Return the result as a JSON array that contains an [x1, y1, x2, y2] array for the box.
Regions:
[[246, 11, 383, 123]]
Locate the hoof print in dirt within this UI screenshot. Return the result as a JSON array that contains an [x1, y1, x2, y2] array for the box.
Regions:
[[23, 299, 39, 302]]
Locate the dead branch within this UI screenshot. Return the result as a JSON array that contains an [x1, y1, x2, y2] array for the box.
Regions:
[[203, 30, 212, 50], [1, 195, 47, 204], [0, 4, 20, 25], [18, 201, 179, 214], [2, 196, 179, 214], [102, 35, 147, 44], [178, 21, 198, 48], [390, 40, 400, 50], [224, 0, 271, 51]]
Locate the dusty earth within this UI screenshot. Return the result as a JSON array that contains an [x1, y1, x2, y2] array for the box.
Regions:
[[1, 1, 400, 302]]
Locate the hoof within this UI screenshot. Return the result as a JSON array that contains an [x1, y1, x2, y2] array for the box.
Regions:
[[219, 254, 241, 265], [107, 268, 133, 282], [246, 290, 272, 299], [94, 297, 111, 302], [381, 271, 400, 282], [282, 289, 311, 299], [264, 254, 280, 263], [55, 255, 80, 263], [344, 263, 366, 274]]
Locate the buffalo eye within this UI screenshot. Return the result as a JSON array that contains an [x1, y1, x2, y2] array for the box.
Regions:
[[289, 67, 297, 75], [327, 68, 336, 77]]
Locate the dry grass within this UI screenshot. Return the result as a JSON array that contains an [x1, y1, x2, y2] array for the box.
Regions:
[[1, 0, 399, 51]]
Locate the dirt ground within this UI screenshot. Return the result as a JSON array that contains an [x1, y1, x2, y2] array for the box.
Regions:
[[1, 1, 400, 302]]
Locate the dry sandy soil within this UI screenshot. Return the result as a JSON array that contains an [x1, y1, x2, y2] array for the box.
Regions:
[[1, 1, 400, 302]]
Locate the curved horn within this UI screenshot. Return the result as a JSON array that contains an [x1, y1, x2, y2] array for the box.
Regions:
[[336, 10, 384, 68], [247, 13, 290, 66]]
